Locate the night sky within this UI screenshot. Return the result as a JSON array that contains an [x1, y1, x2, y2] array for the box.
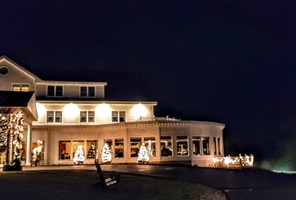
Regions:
[[2, 1, 296, 166]]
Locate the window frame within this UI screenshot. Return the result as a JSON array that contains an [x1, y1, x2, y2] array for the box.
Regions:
[[12, 83, 30, 92], [112, 111, 126, 122], [47, 85, 63, 97], [80, 86, 95, 97], [46, 111, 63, 123]]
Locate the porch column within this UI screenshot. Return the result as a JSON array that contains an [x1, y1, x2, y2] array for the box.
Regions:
[[25, 124, 32, 166]]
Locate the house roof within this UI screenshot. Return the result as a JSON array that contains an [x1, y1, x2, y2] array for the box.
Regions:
[[0, 91, 38, 121], [35, 69, 156, 102]]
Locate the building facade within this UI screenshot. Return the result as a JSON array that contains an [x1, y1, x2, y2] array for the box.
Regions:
[[0, 56, 225, 167]]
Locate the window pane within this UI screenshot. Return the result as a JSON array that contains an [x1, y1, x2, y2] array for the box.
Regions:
[[161, 136, 172, 156], [115, 139, 124, 158], [86, 141, 96, 159], [88, 87, 95, 97], [47, 111, 54, 122], [73, 141, 84, 159], [130, 138, 141, 157], [13, 84, 21, 92], [55, 111, 62, 123], [88, 111, 95, 122], [218, 138, 221, 155], [112, 111, 118, 122], [47, 86, 55, 96], [119, 111, 125, 122], [213, 137, 217, 155], [56, 86, 63, 96], [177, 136, 188, 156], [81, 87, 87, 97], [80, 111, 87, 122], [21, 84, 29, 92], [60, 141, 71, 160], [202, 137, 210, 155], [144, 137, 155, 157], [192, 136, 201, 156]]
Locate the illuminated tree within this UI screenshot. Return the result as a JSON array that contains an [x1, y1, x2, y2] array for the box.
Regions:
[[73, 145, 85, 164], [101, 143, 112, 163], [0, 109, 24, 164], [137, 143, 149, 163]]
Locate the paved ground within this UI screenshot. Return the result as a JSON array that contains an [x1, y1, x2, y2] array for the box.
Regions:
[[0, 165, 227, 200], [2, 164, 296, 200]]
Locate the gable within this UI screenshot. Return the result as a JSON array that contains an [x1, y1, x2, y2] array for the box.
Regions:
[[0, 56, 41, 91]]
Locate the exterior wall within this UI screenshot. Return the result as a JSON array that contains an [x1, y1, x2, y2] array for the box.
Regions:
[[28, 121, 224, 167], [0, 59, 36, 91]]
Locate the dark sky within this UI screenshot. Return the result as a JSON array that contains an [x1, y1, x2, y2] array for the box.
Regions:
[[2, 0, 296, 162]]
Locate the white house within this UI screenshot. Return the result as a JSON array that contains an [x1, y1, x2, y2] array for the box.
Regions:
[[0, 56, 225, 167]]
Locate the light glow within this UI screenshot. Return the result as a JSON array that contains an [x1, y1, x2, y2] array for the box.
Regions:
[[63, 103, 79, 118], [131, 103, 148, 120], [96, 103, 111, 119]]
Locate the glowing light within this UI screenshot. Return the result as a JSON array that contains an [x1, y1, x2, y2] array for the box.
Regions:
[[63, 103, 79, 118], [212, 154, 254, 169], [131, 103, 148, 120], [101, 143, 112, 163], [36, 103, 47, 117], [73, 145, 85, 164], [96, 103, 111, 119]]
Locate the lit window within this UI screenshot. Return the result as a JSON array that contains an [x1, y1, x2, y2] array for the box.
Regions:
[[80, 86, 95, 97], [115, 139, 124, 158], [161, 136, 173, 157], [112, 111, 125, 122], [177, 136, 188, 156], [12, 84, 30, 92], [202, 137, 210, 155], [60, 141, 71, 160], [47, 85, 63, 97], [192, 136, 201, 156], [47, 111, 62, 123], [86, 141, 97, 159], [144, 137, 155, 157], [130, 138, 141, 157]]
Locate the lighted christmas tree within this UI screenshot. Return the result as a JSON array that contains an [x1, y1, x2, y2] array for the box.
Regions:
[[101, 143, 112, 163], [73, 145, 85, 164], [137, 143, 150, 163]]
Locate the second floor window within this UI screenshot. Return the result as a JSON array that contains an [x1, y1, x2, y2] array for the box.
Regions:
[[80, 111, 95, 123], [47, 111, 63, 123], [47, 86, 63, 97], [12, 84, 29, 92], [112, 111, 126, 122], [80, 86, 95, 97]]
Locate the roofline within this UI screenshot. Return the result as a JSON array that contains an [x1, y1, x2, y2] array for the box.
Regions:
[[36, 100, 158, 105], [0, 55, 42, 82], [36, 80, 108, 86]]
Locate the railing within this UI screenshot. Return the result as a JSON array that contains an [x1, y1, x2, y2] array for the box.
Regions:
[[137, 116, 181, 122]]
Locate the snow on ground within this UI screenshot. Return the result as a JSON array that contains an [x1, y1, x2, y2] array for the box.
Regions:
[[0, 170, 227, 200]]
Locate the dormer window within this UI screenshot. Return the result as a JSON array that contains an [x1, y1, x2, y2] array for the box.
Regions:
[[12, 84, 30, 92], [80, 86, 95, 97], [47, 85, 63, 97]]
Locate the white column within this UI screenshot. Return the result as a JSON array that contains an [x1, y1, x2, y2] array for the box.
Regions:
[[25, 124, 32, 166]]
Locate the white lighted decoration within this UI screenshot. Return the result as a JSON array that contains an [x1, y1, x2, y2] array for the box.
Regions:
[[32, 140, 43, 166], [213, 154, 254, 168], [137, 143, 150, 163], [101, 143, 112, 163], [73, 145, 85, 164]]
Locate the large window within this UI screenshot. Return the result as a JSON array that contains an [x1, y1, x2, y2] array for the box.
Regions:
[[218, 137, 221, 155], [130, 138, 141, 157], [12, 84, 29, 92], [115, 139, 124, 158], [47, 111, 63, 123], [202, 137, 210, 155], [177, 136, 188, 156], [80, 86, 95, 97], [161, 136, 172, 156], [60, 141, 71, 160], [144, 137, 156, 157], [86, 141, 97, 159], [73, 141, 84, 158], [192, 136, 201, 155], [80, 111, 95, 123], [112, 111, 126, 122], [47, 85, 63, 97]]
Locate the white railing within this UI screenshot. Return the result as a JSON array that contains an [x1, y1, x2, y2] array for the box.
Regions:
[[137, 116, 181, 122]]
